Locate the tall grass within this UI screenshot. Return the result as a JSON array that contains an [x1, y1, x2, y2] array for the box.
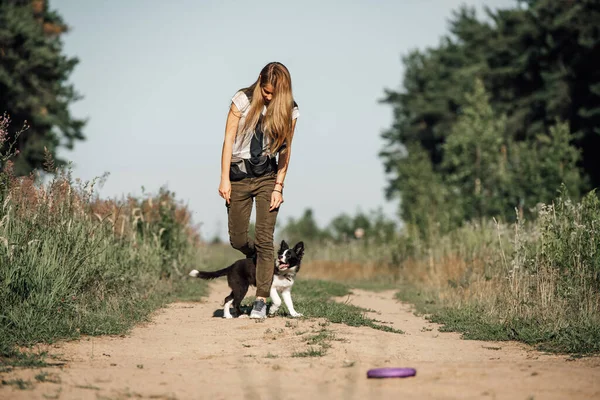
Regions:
[[302, 188, 600, 354], [0, 119, 208, 359]]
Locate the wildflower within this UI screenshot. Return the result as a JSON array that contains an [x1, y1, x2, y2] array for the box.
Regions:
[[0, 113, 9, 145]]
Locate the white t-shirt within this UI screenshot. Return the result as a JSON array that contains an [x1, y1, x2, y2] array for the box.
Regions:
[[231, 90, 299, 159]]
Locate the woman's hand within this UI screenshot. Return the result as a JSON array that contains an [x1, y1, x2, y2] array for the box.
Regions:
[[270, 190, 283, 211], [219, 179, 231, 204]]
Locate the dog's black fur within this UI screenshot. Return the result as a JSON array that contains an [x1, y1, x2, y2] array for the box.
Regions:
[[191, 240, 304, 317]]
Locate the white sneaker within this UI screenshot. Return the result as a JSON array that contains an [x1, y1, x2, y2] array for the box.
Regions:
[[249, 299, 267, 319]]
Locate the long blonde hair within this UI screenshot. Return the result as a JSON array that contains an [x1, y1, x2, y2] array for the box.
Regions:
[[238, 62, 295, 154]]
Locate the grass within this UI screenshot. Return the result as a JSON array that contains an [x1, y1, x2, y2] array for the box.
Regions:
[[34, 371, 61, 384], [280, 279, 403, 334], [292, 347, 326, 358], [296, 190, 600, 356], [389, 192, 600, 355], [249, 278, 404, 358], [306, 327, 335, 347], [0, 348, 49, 368], [74, 384, 101, 390], [0, 160, 210, 365], [237, 278, 403, 333], [1, 378, 33, 390]]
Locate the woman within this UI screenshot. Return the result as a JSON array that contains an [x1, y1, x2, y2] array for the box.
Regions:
[[218, 62, 299, 319]]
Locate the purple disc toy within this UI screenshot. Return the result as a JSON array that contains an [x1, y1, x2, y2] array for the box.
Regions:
[[367, 367, 417, 379]]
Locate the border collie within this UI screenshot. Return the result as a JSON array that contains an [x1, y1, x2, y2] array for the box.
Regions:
[[189, 240, 304, 319]]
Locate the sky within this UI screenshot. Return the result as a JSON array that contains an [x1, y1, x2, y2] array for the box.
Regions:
[[53, 0, 516, 241]]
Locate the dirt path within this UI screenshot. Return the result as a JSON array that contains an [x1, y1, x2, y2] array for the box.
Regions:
[[2, 280, 599, 400]]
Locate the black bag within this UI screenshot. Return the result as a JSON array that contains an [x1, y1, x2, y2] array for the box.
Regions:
[[230, 156, 277, 181]]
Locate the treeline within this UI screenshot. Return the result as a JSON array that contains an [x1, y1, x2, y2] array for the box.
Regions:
[[274, 208, 398, 246], [380, 0, 600, 236]]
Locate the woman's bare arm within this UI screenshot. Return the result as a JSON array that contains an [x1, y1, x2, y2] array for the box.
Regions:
[[270, 118, 297, 211], [219, 104, 241, 203]]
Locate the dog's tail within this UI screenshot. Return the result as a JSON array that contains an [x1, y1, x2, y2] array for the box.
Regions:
[[188, 266, 231, 280]]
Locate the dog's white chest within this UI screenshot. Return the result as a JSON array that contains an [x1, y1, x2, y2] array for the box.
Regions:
[[272, 275, 294, 290]]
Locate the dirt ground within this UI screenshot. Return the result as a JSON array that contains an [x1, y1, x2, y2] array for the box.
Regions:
[[2, 280, 599, 400]]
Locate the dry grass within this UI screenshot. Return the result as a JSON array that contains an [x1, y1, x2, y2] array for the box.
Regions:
[[301, 192, 600, 354], [301, 260, 400, 282], [0, 159, 208, 358]]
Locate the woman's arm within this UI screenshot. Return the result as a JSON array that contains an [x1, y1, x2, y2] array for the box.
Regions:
[[219, 104, 241, 204], [270, 118, 297, 211]]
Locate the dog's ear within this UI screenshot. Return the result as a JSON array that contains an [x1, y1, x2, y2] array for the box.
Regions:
[[280, 240, 289, 250], [293, 241, 304, 258]]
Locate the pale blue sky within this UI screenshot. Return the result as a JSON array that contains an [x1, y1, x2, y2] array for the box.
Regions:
[[54, 0, 515, 241]]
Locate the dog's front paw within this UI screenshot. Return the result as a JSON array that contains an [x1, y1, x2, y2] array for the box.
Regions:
[[238, 314, 249, 319], [268, 306, 279, 316], [290, 312, 303, 318]]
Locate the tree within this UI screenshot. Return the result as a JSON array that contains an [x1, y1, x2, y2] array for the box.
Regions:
[[326, 208, 397, 244], [278, 208, 327, 244], [441, 79, 512, 222], [510, 120, 585, 213], [0, 0, 85, 175], [485, 0, 600, 186], [381, 1, 600, 202], [383, 140, 457, 236], [381, 1, 597, 232], [442, 79, 583, 223]]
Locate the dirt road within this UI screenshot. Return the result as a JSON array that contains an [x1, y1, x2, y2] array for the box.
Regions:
[[2, 280, 599, 399]]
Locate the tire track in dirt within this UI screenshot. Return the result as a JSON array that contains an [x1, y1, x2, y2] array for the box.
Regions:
[[2, 280, 599, 400]]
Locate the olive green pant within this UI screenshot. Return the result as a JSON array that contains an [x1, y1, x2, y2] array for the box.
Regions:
[[227, 173, 278, 298]]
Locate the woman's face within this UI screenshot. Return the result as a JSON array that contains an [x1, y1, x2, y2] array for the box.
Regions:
[[261, 84, 274, 104]]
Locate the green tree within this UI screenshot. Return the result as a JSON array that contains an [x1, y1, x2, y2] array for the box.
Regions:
[[278, 208, 327, 244], [442, 79, 511, 222], [510, 120, 585, 213], [484, 0, 600, 186], [327, 213, 354, 242], [326, 208, 397, 244], [381, 1, 600, 194], [442, 79, 583, 223], [0, 0, 85, 175], [383, 140, 457, 237], [381, 1, 597, 231]]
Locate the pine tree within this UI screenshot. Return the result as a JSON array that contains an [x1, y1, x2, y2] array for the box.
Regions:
[[381, 0, 597, 232], [384, 140, 458, 237], [442, 79, 511, 222], [0, 0, 85, 175], [510, 120, 584, 214]]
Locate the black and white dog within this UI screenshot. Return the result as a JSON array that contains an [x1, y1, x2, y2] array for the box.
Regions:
[[189, 240, 304, 319]]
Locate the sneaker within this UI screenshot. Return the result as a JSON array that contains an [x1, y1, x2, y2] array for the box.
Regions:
[[249, 298, 267, 319]]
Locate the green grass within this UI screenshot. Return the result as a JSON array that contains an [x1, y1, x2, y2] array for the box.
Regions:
[[396, 284, 600, 355], [0, 170, 210, 364], [1, 378, 34, 390], [34, 371, 61, 384], [0, 348, 48, 369], [289, 279, 403, 334], [74, 384, 101, 390], [298, 189, 600, 356], [292, 347, 326, 358], [306, 328, 335, 346]]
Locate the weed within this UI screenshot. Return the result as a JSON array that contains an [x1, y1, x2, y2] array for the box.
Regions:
[[2, 378, 33, 390], [74, 384, 101, 390], [292, 347, 326, 358], [35, 371, 61, 384]]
